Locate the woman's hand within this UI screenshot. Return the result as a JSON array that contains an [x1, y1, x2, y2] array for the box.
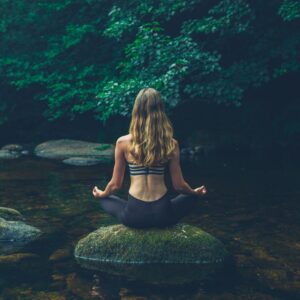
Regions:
[[92, 186, 106, 198], [194, 185, 207, 196]]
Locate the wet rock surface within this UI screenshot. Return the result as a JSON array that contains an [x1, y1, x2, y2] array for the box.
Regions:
[[1, 144, 24, 151], [74, 223, 229, 284], [62, 156, 106, 166], [0, 207, 23, 221], [49, 248, 71, 262], [34, 139, 114, 162], [0, 144, 29, 159], [0, 207, 42, 255], [0, 218, 41, 244], [0, 149, 21, 159]]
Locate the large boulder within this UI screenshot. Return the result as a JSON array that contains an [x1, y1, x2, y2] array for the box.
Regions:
[[34, 139, 114, 163], [74, 223, 229, 285]]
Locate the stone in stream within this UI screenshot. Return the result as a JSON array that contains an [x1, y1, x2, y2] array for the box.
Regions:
[[0, 144, 26, 159], [0, 149, 21, 159], [0, 252, 44, 279], [34, 139, 114, 163], [0, 207, 23, 221], [62, 156, 108, 166], [49, 248, 71, 261], [74, 223, 229, 285], [1, 144, 23, 151], [0, 208, 42, 255]]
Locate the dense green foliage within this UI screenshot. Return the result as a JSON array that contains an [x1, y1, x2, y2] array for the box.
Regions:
[[0, 0, 299, 125]]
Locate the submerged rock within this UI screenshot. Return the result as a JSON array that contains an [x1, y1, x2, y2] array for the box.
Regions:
[[62, 156, 107, 166], [74, 223, 229, 285], [0, 252, 44, 278], [34, 139, 114, 162], [49, 248, 71, 261], [0, 252, 39, 264], [66, 273, 96, 300]]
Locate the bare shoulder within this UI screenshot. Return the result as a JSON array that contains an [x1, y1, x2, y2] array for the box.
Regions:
[[171, 138, 180, 152], [169, 138, 179, 161], [116, 134, 131, 143], [116, 135, 132, 161], [116, 135, 131, 152]]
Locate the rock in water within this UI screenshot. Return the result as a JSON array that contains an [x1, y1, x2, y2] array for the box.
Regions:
[[74, 223, 229, 285], [0, 218, 41, 242], [34, 139, 114, 161], [0, 149, 21, 159], [0, 207, 23, 221], [62, 157, 106, 166], [0, 208, 42, 255], [1, 144, 23, 151]]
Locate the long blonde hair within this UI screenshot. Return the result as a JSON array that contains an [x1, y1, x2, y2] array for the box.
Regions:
[[129, 87, 176, 166]]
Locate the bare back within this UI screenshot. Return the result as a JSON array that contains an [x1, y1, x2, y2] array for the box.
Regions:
[[120, 134, 168, 201]]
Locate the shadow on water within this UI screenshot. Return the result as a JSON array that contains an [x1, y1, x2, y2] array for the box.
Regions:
[[0, 154, 300, 299]]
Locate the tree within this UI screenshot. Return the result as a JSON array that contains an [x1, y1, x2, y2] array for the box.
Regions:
[[0, 0, 299, 124]]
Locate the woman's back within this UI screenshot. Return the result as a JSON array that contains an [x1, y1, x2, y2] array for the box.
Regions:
[[120, 134, 169, 201]]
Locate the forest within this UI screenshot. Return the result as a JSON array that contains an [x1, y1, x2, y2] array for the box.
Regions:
[[0, 0, 299, 153]]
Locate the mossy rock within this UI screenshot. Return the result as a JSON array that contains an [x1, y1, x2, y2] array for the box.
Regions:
[[0, 217, 42, 255], [34, 139, 114, 161], [74, 223, 229, 285]]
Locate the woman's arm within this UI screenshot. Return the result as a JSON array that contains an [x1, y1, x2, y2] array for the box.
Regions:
[[92, 137, 126, 198], [169, 139, 206, 196]]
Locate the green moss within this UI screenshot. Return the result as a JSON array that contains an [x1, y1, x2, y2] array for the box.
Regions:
[[94, 156, 113, 163], [75, 223, 226, 264], [74, 223, 229, 284], [93, 144, 112, 151]]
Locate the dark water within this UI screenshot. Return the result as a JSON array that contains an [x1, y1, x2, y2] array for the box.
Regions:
[[0, 155, 300, 299]]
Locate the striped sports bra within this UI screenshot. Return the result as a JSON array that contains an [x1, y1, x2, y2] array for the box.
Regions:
[[127, 162, 167, 176]]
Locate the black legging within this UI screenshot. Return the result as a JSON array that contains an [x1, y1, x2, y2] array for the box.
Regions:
[[97, 192, 198, 229]]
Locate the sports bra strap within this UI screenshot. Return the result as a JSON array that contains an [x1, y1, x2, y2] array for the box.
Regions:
[[127, 162, 166, 176]]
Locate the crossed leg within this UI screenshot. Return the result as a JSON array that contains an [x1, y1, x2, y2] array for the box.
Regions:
[[169, 193, 198, 223], [97, 195, 127, 222], [98, 193, 199, 226]]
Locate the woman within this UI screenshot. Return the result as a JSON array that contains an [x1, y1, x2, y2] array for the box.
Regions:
[[92, 87, 207, 228]]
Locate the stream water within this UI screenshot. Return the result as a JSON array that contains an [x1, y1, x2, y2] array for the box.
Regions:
[[0, 154, 299, 299]]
